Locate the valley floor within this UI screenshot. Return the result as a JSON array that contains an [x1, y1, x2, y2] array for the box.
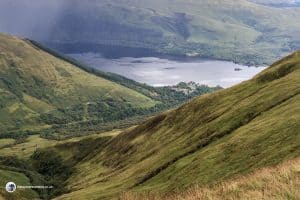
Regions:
[[0, 130, 122, 159], [121, 157, 300, 200]]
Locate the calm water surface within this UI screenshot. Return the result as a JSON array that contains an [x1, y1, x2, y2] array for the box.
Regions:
[[68, 53, 266, 88]]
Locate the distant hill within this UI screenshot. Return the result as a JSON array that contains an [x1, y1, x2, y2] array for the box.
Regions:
[[35, 0, 300, 65], [51, 51, 300, 199], [0, 33, 218, 139], [0, 33, 156, 135], [1, 0, 300, 65], [250, 0, 300, 5], [250, 0, 300, 7]]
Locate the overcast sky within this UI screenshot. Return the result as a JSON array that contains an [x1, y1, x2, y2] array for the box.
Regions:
[[0, 0, 70, 39]]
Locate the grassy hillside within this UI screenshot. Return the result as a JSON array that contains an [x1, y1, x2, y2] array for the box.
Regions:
[[30, 0, 300, 65], [0, 33, 158, 133], [0, 52, 299, 199], [0, 169, 40, 200], [0, 130, 122, 159], [0, 33, 299, 200], [121, 157, 300, 200], [0, 33, 218, 139], [0, 129, 123, 199], [49, 51, 300, 199]]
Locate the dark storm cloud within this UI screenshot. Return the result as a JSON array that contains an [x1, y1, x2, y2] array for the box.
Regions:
[[0, 0, 69, 39]]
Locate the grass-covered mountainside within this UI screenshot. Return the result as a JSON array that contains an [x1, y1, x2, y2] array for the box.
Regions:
[[0, 130, 121, 199], [122, 157, 300, 200], [26, 0, 300, 65], [0, 33, 218, 140], [51, 51, 299, 199], [0, 52, 299, 200], [0, 33, 152, 137]]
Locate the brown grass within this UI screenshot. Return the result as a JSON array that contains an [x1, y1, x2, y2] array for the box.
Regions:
[[120, 157, 300, 200]]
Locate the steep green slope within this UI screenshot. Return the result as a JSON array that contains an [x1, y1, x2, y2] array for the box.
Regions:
[[0, 169, 39, 200], [121, 157, 300, 200], [35, 0, 300, 65], [0, 33, 158, 136], [0, 130, 123, 200], [53, 52, 300, 199], [0, 33, 218, 139]]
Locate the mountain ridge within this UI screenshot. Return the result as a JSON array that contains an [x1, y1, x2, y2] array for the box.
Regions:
[[1, 0, 300, 65]]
